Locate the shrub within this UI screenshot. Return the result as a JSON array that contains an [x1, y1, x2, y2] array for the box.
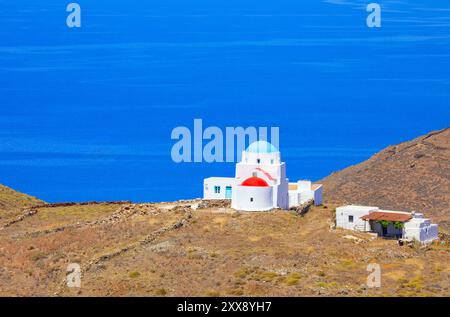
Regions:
[[155, 288, 167, 296], [376, 220, 404, 230], [30, 251, 46, 262], [402, 277, 424, 290], [254, 271, 279, 282], [316, 281, 338, 288], [234, 268, 251, 279], [339, 259, 356, 269], [204, 290, 220, 297], [228, 288, 244, 296], [284, 272, 301, 286]]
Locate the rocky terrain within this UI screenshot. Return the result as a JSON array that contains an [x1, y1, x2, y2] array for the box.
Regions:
[[0, 199, 449, 296], [321, 127, 450, 232]]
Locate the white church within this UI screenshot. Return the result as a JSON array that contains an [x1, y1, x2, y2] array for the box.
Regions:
[[203, 141, 323, 211]]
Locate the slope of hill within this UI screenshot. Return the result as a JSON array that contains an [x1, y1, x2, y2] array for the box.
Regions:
[[0, 184, 44, 220], [321, 127, 450, 231], [0, 128, 449, 296], [0, 200, 449, 296]]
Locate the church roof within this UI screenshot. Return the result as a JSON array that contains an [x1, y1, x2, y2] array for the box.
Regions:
[[241, 176, 269, 187], [246, 141, 278, 154]]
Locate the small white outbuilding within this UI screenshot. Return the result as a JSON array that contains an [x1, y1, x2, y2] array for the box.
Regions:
[[288, 180, 323, 208], [335, 205, 439, 244], [402, 212, 439, 243]]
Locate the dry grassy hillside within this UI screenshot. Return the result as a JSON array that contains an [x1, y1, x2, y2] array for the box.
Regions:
[[0, 184, 43, 222], [321, 127, 450, 231], [1, 128, 449, 297], [0, 200, 448, 296]]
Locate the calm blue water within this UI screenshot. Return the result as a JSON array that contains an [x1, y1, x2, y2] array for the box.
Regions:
[[0, 1, 449, 202]]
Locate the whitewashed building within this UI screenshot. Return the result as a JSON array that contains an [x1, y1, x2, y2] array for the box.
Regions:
[[336, 205, 380, 231], [336, 205, 439, 243], [203, 141, 323, 211], [403, 212, 439, 243], [288, 180, 323, 208]]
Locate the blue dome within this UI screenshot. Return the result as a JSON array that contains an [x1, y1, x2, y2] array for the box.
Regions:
[[246, 141, 278, 153]]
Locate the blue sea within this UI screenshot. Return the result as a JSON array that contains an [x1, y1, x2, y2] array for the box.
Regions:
[[0, 1, 449, 202]]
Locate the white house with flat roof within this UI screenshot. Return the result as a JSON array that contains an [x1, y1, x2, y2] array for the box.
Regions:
[[203, 141, 322, 211], [203, 177, 235, 200], [336, 205, 380, 232], [336, 205, 439, 243]]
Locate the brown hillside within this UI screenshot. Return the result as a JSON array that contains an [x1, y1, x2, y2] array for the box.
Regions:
[[1, 200, 449, 296], [0, 184, 44, 221], [321, 127, 450, 231]]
